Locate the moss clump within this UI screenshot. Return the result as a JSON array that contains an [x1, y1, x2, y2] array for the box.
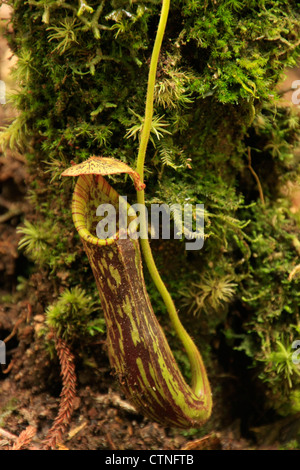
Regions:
[[45, 286, 105, 341]]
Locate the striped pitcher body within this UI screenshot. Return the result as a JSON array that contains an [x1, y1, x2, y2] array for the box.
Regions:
[[70, 172, 212, 428]]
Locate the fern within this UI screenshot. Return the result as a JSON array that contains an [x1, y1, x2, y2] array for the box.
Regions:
[[156, 138, 179, 169]]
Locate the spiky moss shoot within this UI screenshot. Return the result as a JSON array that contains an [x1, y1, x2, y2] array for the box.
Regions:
[[260, 339, 300, 391], [45, 286, 105, 342], [17, 220, 58, 266], [17, 218, 78, 271], [180, 274, 238, 317]]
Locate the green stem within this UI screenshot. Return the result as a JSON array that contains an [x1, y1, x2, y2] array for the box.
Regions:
[[136, 0, 170, 180], [135, 0, 210, 398]]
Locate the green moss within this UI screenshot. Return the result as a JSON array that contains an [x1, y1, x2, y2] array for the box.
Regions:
[[0, 397, 19, 427], [45, 286, 105, 341]]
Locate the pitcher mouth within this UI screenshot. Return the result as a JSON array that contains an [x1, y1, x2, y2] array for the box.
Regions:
[[71, 174, 134, 246]]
